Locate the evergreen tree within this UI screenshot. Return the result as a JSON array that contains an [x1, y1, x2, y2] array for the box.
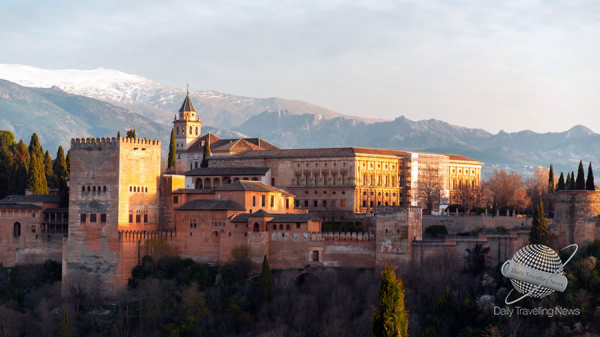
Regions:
[[565, 172, 571, 190], [117, 130, 121, 138], [576, 160, 586, 190], [54, 146, 69, 206], [0, 145, 14, 198], [556, 172, 565, 191], [126, 129, 137, 138], [570, 171, 576, 190], [60, 308, 72, 337], [66, 149, 71, 175], [28, 133, 44, 160], [529, 199, 549, 246], [260, 255, 273, 303], [587, 162, 595, 191], [44, 150, 56, 189], [27, 152, 48, 194], [201, 135, 211, 168], [548, 164, 554, 193], [12, 140, 30, 195], [372, 265, 408, 337], [168, 129, 176, 170], [0, 130, 15, 148]]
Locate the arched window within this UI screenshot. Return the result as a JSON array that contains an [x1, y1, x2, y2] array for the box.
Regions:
[[103, 186, 107, 192], [13, 222, 21, 237], [253, 223, 260, 232], [273, 225, 277, 230], [176, 127, 179, 135], [189, 126, 192, 134], [87, 186, 91, 192], [93, 186, 96, 192], [195, 127, 198, 135], [286, 224, 290, 230], [81, 186, 85, 192], [145, 187, 148, 193], [279, 224, 283, 230]]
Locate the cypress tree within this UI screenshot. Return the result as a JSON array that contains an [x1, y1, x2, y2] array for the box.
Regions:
[[529, 199, 549, 245], [0, 145, 14, 198], [55, 146, 69, 207], [587, 162, 595, 191], [66, 149, 71, 175], [27, 152, 48, 194], [117, 130, 121, 138], [556, 172, 565, 191], [565, 173, 571, 190], [0, 130, 15, 148], [201, 135, 211, 168], [576, 160, 586, 190], [548, 164, 554, 193], [168, 129, 176, 170], [28, 133, 44, 160], [570, 171, 576, 190], [126, 129, 137, 138], [44, 150, 56, 189], [372, 265, 409, 337], [12, 140, 30, 195], [260, 255, 273, 303], [60, 308, 72, 337]]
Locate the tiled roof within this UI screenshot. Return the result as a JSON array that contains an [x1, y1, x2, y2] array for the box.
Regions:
[[217, 147, 409, 159], [216, 180, 293, 196], [172, 189, 215, 194], [0, 204, 42, 210], [43, 207, 69, 213], [0, 194, 60, 204], [183, 167, 270, 176], [185, 133, 280, 154], [177, 199, 245, 211], [179, 94, 196, 112], [231, 211, 320, 223], [446, 154, 481, 163]]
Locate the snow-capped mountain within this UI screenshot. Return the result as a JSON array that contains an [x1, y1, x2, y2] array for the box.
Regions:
[[0, 64, 368, 129]]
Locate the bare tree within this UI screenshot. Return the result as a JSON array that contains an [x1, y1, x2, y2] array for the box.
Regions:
[[484, 169, 530, 211], [416, 165, 443, 215]]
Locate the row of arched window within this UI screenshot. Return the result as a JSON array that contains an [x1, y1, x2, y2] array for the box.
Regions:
[[175, 126, 199, 136], [129, 186, 148, 193], [271, 223, 301, 231], [82, 185, 107, 193]]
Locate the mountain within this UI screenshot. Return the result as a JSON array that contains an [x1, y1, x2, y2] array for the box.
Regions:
[[0, 80, 240, 153], [0, 64, 381, 129], [236, 111, 599, 175]]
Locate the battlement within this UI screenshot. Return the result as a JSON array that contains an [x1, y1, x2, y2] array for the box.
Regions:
[[119, 229, 175, 242], [70, 137, 161, 151], [308, 231, 376, 241]]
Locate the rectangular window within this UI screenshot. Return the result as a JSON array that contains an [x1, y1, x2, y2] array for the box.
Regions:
[[144, 214, 148, 224], [90, 214, 97, 223], [305, 174, 310, 186], [333, 174, 337, 186], [304, 200, 309, 207], [296, 175, 301, 186], [32, 212, 35, 218], [296, 223, 301, 229], [313, 200, 318, 207], [363, 201, 367, 207], [342, 174, 346, 185], [189, 219, 197, 228], [323, 200, 327, 207], [286, 198, 289, 209], [262, 195, 266, 207], [173, 196, 179, 204], [270, 195, 274, 207], [312, 250, 319, 262], [80, 214, 86, 223], [295, 200, 299, 207], [314, 174, 319, 186], [136, 214, 141, 223], [271, 178, 275, 186], [100, 214, 107, 223], [129, 214, 133, 223], [253, 196, 256, 206]]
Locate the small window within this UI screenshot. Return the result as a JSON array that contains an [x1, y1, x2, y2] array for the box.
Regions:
[[312, 250, 319, 262], [32, 212, 35, 218], [103, 186, 107, 192], [80, 214, 87, 223], [93, 186, 96, 192], [296, 223, 301, 229], [313, 200, 318, 207], [273, 225, 277, 230], [286, 224, 290, 230], [323, 200, 327, 207], [144, 214, 148, 224], [100, 214, 107, 223], [82, 186, 85, 192], [253, 196, 256, 207], [270, 195, 274, 207], [13, 222, 21, 237], [130, 186, 132, 192], [173, 196, 179, 204], [261, 195, 266, 207], [286, 199, 289, 209], [87, 186, 91, 192], [129, 214, 133, 223], [341, 200, 346, 207], [90, 214, 97, 223], [304, 200, 309, 207], [279, 224, 283, 230]]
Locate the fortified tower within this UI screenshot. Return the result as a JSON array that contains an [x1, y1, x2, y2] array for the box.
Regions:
[[63, 137, 161, 296], [173, 88, 202, 153]]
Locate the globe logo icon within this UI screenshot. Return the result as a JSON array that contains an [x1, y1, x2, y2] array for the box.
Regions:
[[501, 244, 578, 305]]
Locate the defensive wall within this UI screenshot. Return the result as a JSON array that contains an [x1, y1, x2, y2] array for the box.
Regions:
[[552, 190, 600, 248], [423, 215, 544, 234]]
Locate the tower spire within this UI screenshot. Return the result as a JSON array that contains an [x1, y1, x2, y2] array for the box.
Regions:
[[186, 83, 189, 96]]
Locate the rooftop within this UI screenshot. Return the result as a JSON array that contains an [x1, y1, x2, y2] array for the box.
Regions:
[[216, 180, 293, 196], [177, 199, 245, 211], [183, 167, 270, 176], [0, 194, 60, 205]]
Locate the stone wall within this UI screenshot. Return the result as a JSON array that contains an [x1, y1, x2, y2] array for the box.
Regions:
[[552, 191, 600, 248], [423, 215, 543, 234], [375, 206, 422, 266]]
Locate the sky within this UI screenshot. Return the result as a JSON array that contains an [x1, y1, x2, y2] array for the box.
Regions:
[[1, 0, 600, 133]]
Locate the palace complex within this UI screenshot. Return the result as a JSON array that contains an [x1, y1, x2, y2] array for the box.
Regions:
[[9, 92, 585, 297]]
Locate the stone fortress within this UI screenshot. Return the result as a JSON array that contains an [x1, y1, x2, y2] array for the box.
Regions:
[[0, 93, 595, 295]]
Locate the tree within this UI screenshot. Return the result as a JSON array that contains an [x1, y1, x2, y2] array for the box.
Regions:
[[55, 146, 69, 207], [260, 255, 273, 303], [587, 162, 595, 191], [59, 308, 72, 337], [168, 129, 176, 170], [484, 169, 528, 211], [12, 139, 30, 195], [416, 164, 443, 214], [126, 129, 137, 138], [201, 136, 211, 168], [372, 264, 408, 337], [556, 172, 565, 191], [570, 171, 576, 190], [44, 150, 56, 189], [66, 149, 71, 175], [27, 152, 48, 194], [525, 166, 548, 208], [576, 160, 586, 190], [117, 130, 121, 138], [0, 130, 15, 148], [548, 164, 554, 193], [28, 133, 45, 161], [529, 199, 548, 245]]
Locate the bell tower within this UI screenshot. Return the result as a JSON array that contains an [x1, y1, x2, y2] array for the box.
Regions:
[[173, 86, 202, 151]]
